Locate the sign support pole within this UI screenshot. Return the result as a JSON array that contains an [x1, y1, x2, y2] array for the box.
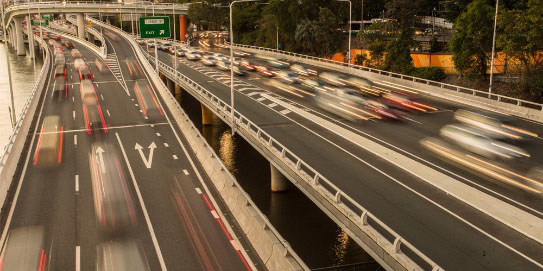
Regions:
[[155, 38, 159, 74]]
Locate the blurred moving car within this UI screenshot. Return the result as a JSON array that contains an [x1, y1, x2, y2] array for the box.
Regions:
[[54, 76, 69, 99], [319, 72, 348, 87], [95, 58, 109, 73], [61, 39, 74, 49], [240, 59, 256, 71], [290, 64, 317, 76], [125, 59, 144, 78], [79, 66, 93, 80], [33, 115, 63, 168], [96, 241, 150, 271], [74, 58, 86, 70], [185, 51, 201, 61], [267, 58, 290, 69], [134, 80, 163, 120], [1, 226, 45, 271], [454, 109, 535, 141], [440, 124, 530, 161], [71, 48, 82, 58], [382, 93, 429, 112], [255, 65, 276, 77], [80, 80, 107, 134], [175, 48, 186, 57], [90, 142, 137, 232], [275, 71, 300, 84], [54, 64, 66, 79], [200, 55, 216, 66]]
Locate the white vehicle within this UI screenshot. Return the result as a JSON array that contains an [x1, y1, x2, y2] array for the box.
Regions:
[[319, 72, 348, 87], [74, 58, 86, 70], [290, 64, 317, 76], [275, 71, 300, 84], [200, 55, 216, 66], [216, 60, 231, 71], [185, 52, 201, 61]]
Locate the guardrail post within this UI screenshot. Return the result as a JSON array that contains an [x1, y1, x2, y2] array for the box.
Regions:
[[393, 237, 402, 253], [361, 211, 368, 226]]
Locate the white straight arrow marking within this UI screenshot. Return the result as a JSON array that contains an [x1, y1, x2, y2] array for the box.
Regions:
[[135, 142, 157, 168], [96, 146, 106, 174]]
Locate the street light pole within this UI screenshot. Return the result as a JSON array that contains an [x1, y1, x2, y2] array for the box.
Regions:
[[1, 1, 16, 128], [230, 0, 259, 136], [360, 0, 363, 32], [337, 0, 351, 63], [489, 0, 499, 96], [173, 3, 176, 72]]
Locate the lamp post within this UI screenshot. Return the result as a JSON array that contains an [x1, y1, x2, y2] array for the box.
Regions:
[[230, 0, 259, 136], [489, 0, 498, 96], [336, 0, 351, 63], [173, 3, 176, 72], [1, 1, 16, 127]]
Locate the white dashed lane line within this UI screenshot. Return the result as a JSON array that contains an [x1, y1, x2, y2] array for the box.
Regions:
[[172, 155, 178, 160], [183, 169, 189, 175], [195, 187, 202, 194]]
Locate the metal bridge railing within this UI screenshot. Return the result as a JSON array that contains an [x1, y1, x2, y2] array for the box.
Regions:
[[0, 34, 50, 175], [135, 34, 443, 271]]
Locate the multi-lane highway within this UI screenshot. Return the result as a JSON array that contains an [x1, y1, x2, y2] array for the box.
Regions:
[[137, 31, 543, 270], [0, 27, 258, 270]]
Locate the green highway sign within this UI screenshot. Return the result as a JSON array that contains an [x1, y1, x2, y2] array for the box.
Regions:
[[139, 16, 171, 39], [31, 19, 49, 26]]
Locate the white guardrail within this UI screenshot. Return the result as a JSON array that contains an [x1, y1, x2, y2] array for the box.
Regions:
[[227, 42, 543, 115], [91, 19, 309, 270], [45, 21, 106, 58], [97, 21, 444, 270], [5, 1, 188, 13], [0, 31, 50, 200]]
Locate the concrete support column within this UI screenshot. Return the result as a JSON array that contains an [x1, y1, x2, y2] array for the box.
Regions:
[[175, 84, 183, 101], [201, 104, 214, 126], [13, 17, 25, 56], [76, 13, 85, 39], [271, 164, 288, 192], [166, 78, 175, 94], [159, 73, 167, 84], [26, 15, 34, 59], [10, 24, 16, 49]]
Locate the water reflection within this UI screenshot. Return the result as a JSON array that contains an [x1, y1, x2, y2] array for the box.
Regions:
[[0, 45, 43, 149], [180, 93, 379, 269]]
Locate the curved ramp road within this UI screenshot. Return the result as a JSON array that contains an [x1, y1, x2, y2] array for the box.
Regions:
[[0, 29, 258, 271]]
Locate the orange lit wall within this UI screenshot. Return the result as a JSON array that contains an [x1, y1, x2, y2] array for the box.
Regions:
[[179, 15, 187, 42]]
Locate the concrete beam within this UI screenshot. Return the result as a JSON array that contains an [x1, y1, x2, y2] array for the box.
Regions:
[[13, 17, 25, 56]]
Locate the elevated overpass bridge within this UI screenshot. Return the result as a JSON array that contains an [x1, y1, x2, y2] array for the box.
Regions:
[[0, 2, 542, 271]]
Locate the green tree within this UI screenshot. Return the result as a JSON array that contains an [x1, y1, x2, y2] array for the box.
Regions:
[[385, 28, 416, 73], [450, 0, 494, 77], [498, 0, 543, 99]]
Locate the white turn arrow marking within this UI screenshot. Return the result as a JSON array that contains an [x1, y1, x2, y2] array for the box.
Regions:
[[135, 142, 157, 168], [159, 30, 164, 35], [96, 147, 106, 174]]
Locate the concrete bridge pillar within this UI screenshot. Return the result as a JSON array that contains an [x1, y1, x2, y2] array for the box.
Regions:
[[159, 73, 167, 84], [175, 84, 183, 101], [201, 104, 214, 126], [76, 13, 85, 39], [166, 78, 175, 94], [271, 164, 288, 192], [26, 15, 35, 59], [13, 17, 25, 56]]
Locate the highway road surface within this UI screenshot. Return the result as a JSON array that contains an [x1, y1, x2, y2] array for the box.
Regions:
[[0, 28, 259, 271], [136, 31, 543, 270]]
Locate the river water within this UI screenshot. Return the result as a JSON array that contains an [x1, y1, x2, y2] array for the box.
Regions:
[[179, 92, 381, 270], [0, 43, 43, 151]]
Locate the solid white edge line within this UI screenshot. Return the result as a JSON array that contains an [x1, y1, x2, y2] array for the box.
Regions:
[[263, 93, 543, 268], [121, 34, 257, 270], [115, 132, 167, 271], [0, 44, 56, 252], [76, 246, 80, 271]]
